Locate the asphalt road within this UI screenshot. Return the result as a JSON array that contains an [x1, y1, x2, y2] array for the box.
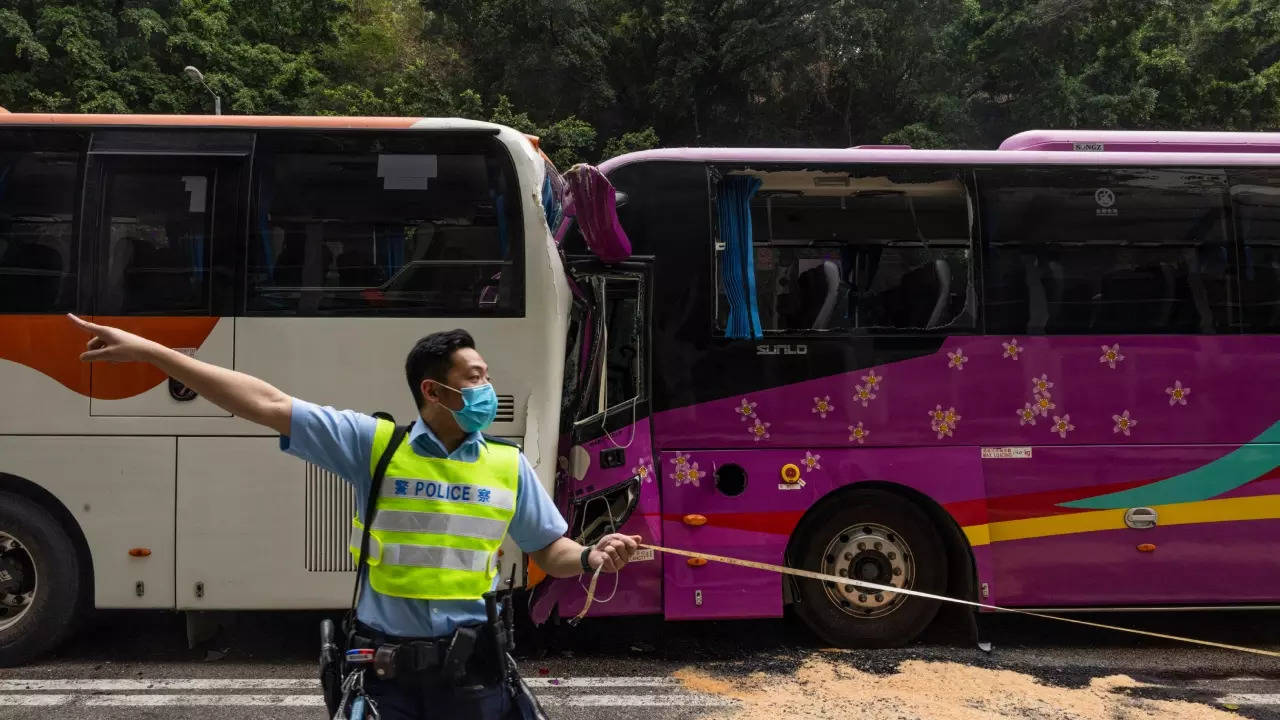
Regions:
[[3, 607, 1280, 719]]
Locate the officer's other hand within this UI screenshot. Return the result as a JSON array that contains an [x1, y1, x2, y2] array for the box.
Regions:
[[68, 314, 160, 363], [589, 533, 642, 573]]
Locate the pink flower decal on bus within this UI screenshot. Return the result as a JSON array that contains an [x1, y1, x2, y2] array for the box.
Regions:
[[1032, 392, 1056, 418], [1002, 339, 1023, 360], [848, 422, 869, 444], [1051, 414, 1075, 439], [1100, 344, 1125, 369], [1017, 403, 1037, 426], [1166, 380, 1191, 406], [947, 349, 968, 370], [861, 370, 883, 388], [735, 398, 758, 421], [854, 384, 877, 407], [631, 457, 655, 483], [802, 451, 822, 472], [812, 395, 834, 419], [930, 405, 961, 439], [748, 418, 771, 441], [1032, 374, 1054, 395], [1112, 410, 1137, 437], [669, 453, 705, 487], [671, 462, 705, 487]]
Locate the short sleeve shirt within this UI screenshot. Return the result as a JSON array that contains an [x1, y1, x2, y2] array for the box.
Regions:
[[280, 398, 567, 638]]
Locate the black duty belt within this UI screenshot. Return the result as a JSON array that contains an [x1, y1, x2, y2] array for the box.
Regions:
[[350, 622, 503, 683]]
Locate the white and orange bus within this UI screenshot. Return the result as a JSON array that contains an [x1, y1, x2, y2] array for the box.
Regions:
[[0, 114, 569, 665]]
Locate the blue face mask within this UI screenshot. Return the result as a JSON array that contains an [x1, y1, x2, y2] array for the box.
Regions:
[[441, 382, 498, 433]]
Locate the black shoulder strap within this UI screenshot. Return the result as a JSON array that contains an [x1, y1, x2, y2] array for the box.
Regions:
[[481, 433, 523, 451], [348, 423, 409, 619]]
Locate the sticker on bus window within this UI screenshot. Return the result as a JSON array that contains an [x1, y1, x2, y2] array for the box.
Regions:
[[981, 447, 1032, 459], [377, 154, 437, 190]]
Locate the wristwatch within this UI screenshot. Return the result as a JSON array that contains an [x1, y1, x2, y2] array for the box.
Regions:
[[580, 546, 593, 574]]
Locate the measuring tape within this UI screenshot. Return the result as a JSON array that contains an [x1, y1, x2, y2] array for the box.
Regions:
[[572, 542, 1280, 659]]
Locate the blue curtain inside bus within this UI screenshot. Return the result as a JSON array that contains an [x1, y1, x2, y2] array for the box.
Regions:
[[718, 175, 764, 339]]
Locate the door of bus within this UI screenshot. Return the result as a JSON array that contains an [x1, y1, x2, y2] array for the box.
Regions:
[[552, 262, 663, 617], [82, 131, 247, 417]]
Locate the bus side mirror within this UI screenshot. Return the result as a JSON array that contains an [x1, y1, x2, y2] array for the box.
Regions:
[[563, 164, 632, 264]]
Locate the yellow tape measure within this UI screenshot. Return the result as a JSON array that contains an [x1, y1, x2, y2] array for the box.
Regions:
[[572, 542, 1280, 659]]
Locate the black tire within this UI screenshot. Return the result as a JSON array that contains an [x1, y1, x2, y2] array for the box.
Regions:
[[0, 492, 82, 667], [792, 488, 946, 648]]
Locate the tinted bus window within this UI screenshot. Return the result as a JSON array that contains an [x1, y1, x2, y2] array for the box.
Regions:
[[716, 166, 974, 335], [95, 159, 218, 315], [979, 168, 1235, 334], [0, 131, 83, 313], [1229, 170, 1280, 333], [248, 132, 523, 316]]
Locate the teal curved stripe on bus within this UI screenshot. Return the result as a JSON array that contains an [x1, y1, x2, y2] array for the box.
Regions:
[[1061, 420, 1280, 510]]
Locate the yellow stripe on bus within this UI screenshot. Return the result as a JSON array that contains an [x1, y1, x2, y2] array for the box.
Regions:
[[960, 493, 1280, 548]]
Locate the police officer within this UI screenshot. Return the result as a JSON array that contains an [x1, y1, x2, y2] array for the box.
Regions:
[[67, 315, 641, 719]]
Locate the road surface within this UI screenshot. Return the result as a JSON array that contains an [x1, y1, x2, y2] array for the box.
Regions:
[[2, 608, 1279, 719]]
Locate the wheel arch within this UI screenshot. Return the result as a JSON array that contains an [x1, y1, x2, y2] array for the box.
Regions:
[[783, 480, 978, 625], [0, 472, 94, 610]]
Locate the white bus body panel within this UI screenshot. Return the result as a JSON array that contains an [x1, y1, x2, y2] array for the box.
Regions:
[[90, 318, 234, 417], [0, 435, 175, 608]]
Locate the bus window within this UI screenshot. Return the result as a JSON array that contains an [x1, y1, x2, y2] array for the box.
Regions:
[[95, 159, 220, 315], [715, 166, 974, 335], [979, 167, 1235, 335], [247, 132, 523, 317], [0, 130, 83, 314], [1229, 170, 1280, 332]]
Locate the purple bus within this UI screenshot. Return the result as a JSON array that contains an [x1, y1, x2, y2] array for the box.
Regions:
[[530, 131, 1280, 648]]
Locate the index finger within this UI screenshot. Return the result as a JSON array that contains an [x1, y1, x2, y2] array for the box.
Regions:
[[66, 313, 104, 334]]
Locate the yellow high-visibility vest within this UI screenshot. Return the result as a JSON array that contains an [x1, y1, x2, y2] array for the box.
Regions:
[[349, 419, 519, 600]]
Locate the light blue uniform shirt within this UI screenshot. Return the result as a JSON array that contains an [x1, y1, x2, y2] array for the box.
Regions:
[[281, 398, 567, 638]]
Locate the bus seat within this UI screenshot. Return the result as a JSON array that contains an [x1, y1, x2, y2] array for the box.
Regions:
[[808, 261, 842, 329], [897, 260, 946, 329], [983, 253, 1030, 333], [337, 242, 385, 288], [925, 259, 952, 328], [0, 240, 62, 311]]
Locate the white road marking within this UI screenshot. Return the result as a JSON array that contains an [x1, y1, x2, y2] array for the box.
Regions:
[[0, 679, 317, 691], [0, 676, 681, 691], [0, 692, 733, 708], [525, 677, 682, 687], [0, 695, 73, 706], [542, 694, 735, 707], [1218, 694, 1280, 705], [83, 695, 323, 707]]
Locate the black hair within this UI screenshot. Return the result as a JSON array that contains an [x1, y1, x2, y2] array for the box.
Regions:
[[405, 329, 476, 409]]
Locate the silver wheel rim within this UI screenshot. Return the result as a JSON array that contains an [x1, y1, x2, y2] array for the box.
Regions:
[[820, 522, 914, 619], [0, 531, 36, 632]]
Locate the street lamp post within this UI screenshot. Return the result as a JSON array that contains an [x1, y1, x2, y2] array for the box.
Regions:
[[183, 66, 221, 115]]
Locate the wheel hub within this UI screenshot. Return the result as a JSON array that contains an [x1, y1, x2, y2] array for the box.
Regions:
[[820, 523, 914, 619], [0, 532, 36, 631]]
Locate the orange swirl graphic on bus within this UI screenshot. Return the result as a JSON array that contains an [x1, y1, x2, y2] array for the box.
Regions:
[[0, 315, 219, 399]]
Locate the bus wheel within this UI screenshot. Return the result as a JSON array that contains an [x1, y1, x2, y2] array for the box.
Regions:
[[793, 489, 946, 648], [0, 492, 82, 667]]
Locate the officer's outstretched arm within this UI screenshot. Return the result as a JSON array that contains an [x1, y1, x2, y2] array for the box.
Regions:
[[67, 314, 293, 435], [529, 533, 642, 577]]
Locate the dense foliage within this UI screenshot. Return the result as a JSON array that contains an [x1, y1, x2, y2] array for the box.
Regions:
[[3, 0, 1279, 164]]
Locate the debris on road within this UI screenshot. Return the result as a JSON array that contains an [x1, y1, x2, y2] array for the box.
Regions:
[[676, 654, 1237, 719]]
